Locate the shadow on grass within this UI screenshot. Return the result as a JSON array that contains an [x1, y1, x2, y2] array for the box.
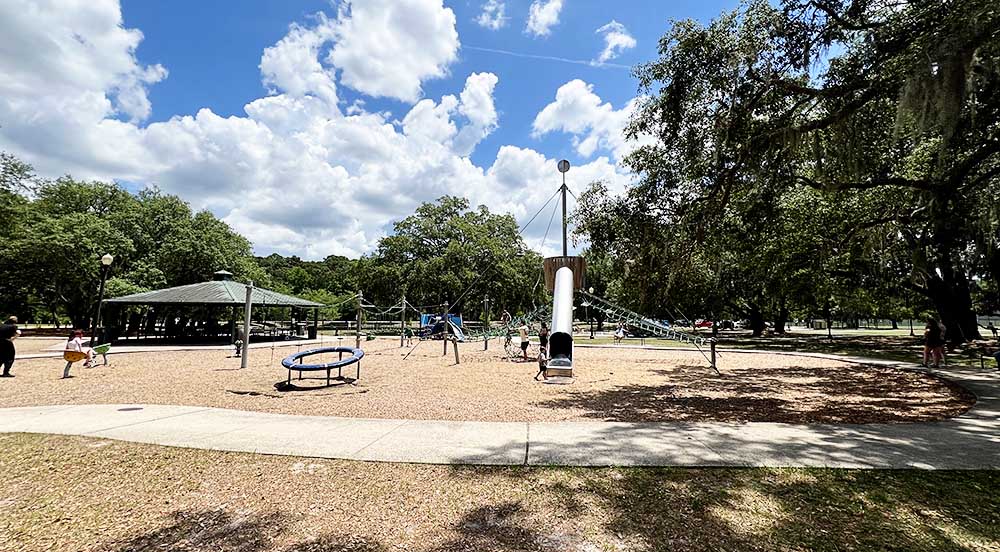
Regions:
[[446, 465, 1000, 552], [110, 509, 389, 552]]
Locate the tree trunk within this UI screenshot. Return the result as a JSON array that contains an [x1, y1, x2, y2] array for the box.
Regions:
[[926, 271, 981, 344], [774, 300, 789, 334], [918, 190, 983, 344], [748, 304, 765, 337], [891, 318, 898, 330]]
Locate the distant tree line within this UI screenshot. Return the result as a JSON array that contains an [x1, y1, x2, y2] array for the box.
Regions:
[[0, 153, 544, 327]]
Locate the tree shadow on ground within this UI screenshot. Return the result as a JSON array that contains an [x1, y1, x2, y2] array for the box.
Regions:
[[447, 465, 1000, 552], [109, 509, 388, 552], [429, 502, 555, 551], [535, 364, 973, 423]]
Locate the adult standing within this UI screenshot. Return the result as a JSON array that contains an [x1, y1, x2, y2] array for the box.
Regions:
[[923, 318, 947, 368], [517, 324, 529, 361], [1, 316, 20, 377]]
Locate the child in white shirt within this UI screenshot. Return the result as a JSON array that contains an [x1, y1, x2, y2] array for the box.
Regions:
[[66, 329, 95, 367]]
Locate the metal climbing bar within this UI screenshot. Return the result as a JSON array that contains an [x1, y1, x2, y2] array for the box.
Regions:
[[578, 290, 719, 373]]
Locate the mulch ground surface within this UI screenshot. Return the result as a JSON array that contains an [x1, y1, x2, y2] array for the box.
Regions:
[[0, 339, 973, 424]]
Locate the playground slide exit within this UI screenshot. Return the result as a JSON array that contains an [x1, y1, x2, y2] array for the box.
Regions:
[[547, 266, 574, 370]]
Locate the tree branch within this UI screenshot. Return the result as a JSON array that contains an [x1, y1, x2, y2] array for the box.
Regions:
[[809, 0, 885, 31], [796, 174, 932, 191]]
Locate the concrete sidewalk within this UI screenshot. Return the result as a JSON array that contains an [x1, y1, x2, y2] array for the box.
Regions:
[[1, 361, 997, 469]]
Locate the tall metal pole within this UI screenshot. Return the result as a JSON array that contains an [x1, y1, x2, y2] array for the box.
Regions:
[[241, 281, 253, 369], [90, 264, 110, 346], [483, 294, 489, 351], [561, 172, 568, 257], [355, 291, 363, 349]]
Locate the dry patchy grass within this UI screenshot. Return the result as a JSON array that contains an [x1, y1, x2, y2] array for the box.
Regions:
[[1, 433, 998, 552]]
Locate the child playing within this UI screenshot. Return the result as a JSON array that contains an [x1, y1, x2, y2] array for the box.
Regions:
[[66, 329, 95, 368]]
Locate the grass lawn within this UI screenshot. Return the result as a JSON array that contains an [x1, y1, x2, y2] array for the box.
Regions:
[[1, 433, 998, 552]]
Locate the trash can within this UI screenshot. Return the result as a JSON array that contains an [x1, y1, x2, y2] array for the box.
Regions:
[[308, 327, 317, 340], [295, 322, 307, 337]]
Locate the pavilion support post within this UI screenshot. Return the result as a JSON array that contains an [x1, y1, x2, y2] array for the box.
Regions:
[[229, 307, 237, 344], [241, 282, 253, 369], [312, 307, 319, 340]]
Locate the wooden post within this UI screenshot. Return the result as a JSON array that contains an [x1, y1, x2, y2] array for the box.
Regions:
[[241, 282, 253, 369], [710, 338, 718, 372], [400, 294, 406, 347], [453, 337, 460, 364], [355, 291, 363, 349]]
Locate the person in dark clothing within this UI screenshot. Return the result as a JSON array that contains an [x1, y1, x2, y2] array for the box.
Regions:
[[535, 323, 550, 381], [923, 318, 946, 368], [1, 316, 20, 377]]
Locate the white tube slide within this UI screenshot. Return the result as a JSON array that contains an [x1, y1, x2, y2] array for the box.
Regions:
[[548, 266, 574, 368]]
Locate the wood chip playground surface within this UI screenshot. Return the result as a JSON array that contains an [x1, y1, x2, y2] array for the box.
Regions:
[[2, 338, 974, 424]]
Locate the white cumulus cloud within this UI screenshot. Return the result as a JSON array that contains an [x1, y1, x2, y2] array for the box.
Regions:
[[525, 0, 563, 37], [594, 20, 636, 64], [0, 0, 637, 259], [259, 16, 339, 106], [327, 0, 460, 103], [476, 0, 507, 30], [532, 79, 651, 163]]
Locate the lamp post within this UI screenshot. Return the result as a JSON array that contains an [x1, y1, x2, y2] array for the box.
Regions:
[[91, 253, 114, 346], [588, 286, 595, 339]]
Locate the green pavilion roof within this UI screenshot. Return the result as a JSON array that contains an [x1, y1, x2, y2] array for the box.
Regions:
[[104, 272, 323, 308]]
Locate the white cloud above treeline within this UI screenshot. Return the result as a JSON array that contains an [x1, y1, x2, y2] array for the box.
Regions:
[[594, 20, 636, 64], [476, 0, 507, 30], [525, 0, 563, 37], [0, 0, 641, 259]]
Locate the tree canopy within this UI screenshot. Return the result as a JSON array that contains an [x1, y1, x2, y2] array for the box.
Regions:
[[577, 0, 999, 340]]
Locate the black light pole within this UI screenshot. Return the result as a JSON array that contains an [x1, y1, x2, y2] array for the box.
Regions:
[[91, 253, 114, 346]]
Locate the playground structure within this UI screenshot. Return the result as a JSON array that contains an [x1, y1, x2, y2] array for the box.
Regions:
[[280, 346, 364, 387], [227, 159, 717, 375], [546, 265, 577, 376]]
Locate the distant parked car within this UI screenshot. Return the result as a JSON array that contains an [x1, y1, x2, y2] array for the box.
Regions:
[[695, 320, 713, 328], [718, 320, 735, 330], [674, 319, 691, 327]]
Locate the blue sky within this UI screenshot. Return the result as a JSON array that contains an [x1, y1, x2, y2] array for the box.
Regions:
[[122, 0, 735, 171], [1, 0, 739, 259]]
